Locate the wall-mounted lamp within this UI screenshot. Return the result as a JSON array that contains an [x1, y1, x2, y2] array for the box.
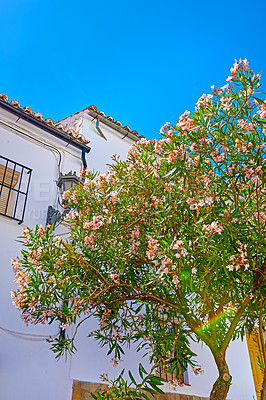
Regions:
[[56, 171, 82, 196], [46, 171, 82, 228]]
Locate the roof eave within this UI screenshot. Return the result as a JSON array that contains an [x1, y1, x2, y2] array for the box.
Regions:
[[0, 100, 91, 153], [87, 110, 141, 142]]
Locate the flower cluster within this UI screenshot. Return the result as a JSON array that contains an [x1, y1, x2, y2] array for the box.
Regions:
[[244, 165, 263, 186], [226, 242, 249, 272], [220, 96, 231, 111], [130, 227, 141, 254], [172, 240, 188, 258], [146, 235, 159, 260], [226, 58, 249, 81], [195, 93, 213, 110], [176, 110, 197, 134], [203, 221, 223, 235], [83, 215, 104, 231], [257, 100, 266, 119], [186, 196, 215, 212]]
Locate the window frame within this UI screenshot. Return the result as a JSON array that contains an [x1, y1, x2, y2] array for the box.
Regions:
[[154, 310, 190, 386], [0, 155, 32, 223]]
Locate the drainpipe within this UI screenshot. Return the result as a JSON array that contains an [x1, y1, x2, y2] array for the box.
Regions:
[[82, 148, 88, 170]]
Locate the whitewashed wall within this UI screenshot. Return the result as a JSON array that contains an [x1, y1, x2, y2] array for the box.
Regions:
[[61, 110, 138, 173], [0, 106, 257, 400], [0, 107, 83, 400]]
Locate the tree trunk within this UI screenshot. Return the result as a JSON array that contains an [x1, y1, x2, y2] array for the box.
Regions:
[[260, 372, 266, 400], [210, 351, 231, 400]]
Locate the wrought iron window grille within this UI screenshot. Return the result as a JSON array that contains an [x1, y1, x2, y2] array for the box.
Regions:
[[0, 155, 32, 223], [154, 310, 190, 386]]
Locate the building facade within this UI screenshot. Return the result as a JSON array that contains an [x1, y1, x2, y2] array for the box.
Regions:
[[0, 94, 257, 400]]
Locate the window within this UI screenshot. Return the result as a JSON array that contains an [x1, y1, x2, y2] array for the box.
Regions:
[[154, 310, 190, 386], [0, 155, 32, 223], [156, 364, 189, 386]]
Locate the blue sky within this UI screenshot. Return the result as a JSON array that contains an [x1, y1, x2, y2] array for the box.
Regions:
[[1, 0, 266, 139]]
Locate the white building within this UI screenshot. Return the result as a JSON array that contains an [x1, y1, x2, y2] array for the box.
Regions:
[[0, 93, 258, 400]]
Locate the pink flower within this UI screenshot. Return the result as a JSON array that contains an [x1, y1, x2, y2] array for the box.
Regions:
[[53, 236, 62, 247], [173, 240, 184, 250], [220, 96, 231, 111], [257, 101, 266, 119], [176, 111, 197, 134], [205, 196, 213, 205], [85, 235, 96, 245], [130, 240, 140, 253], [203, 221, 223, 235], [172, 275, 179, 285], [37, 224, 45, 236], [108, 191, 119, 205], [190, 143, 197, 152], [181, 248, 188, 256], [226, 265, 234, 271], [60, 323, 69, 330], [251, 175, 262, 186], [195, 94, 213, 110], [146, 235, 159, 260], [221, 84, 229, 91], [131, 227, 140, 239], [160, 122, 171, 134], [71, 191, 78, 203], [83, 215, 103, 231], [172, 240, 188, 258]]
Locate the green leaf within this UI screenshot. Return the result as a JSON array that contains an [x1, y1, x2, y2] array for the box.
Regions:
[[253, 96, 264, 105], [231, 206, 240, 218], [149, 375, 165, 385], [128, 370, 137, 386], [179, 270, 190, 281], [138, 363, 147, 379], [142, 386, 158, 395]]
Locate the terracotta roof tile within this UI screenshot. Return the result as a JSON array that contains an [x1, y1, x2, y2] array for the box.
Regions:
[[0, 93, 8, 102], [88, 105, 97, 112], [98, 110, 105, 117], [44, 117, 55, 126], [59, 105, 143, 139], [34, 112, 44, 121], [0, 93, 89, 145], [10, 100, 21, 108], [106, 116, 114, 122], [0, 93, 144, 143], [23, 106, 34, 115]]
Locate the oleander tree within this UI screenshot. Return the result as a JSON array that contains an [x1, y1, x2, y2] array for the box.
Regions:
[[12, 59, 266, 400]]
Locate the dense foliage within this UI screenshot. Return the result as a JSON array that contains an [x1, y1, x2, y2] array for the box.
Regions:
[[12, 59, 266, 399]]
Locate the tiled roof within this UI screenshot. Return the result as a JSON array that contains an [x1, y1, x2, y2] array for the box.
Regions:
[[59, 105, 143, 139], [0, 93, 143, 144], [0, 93, 89, 145]]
